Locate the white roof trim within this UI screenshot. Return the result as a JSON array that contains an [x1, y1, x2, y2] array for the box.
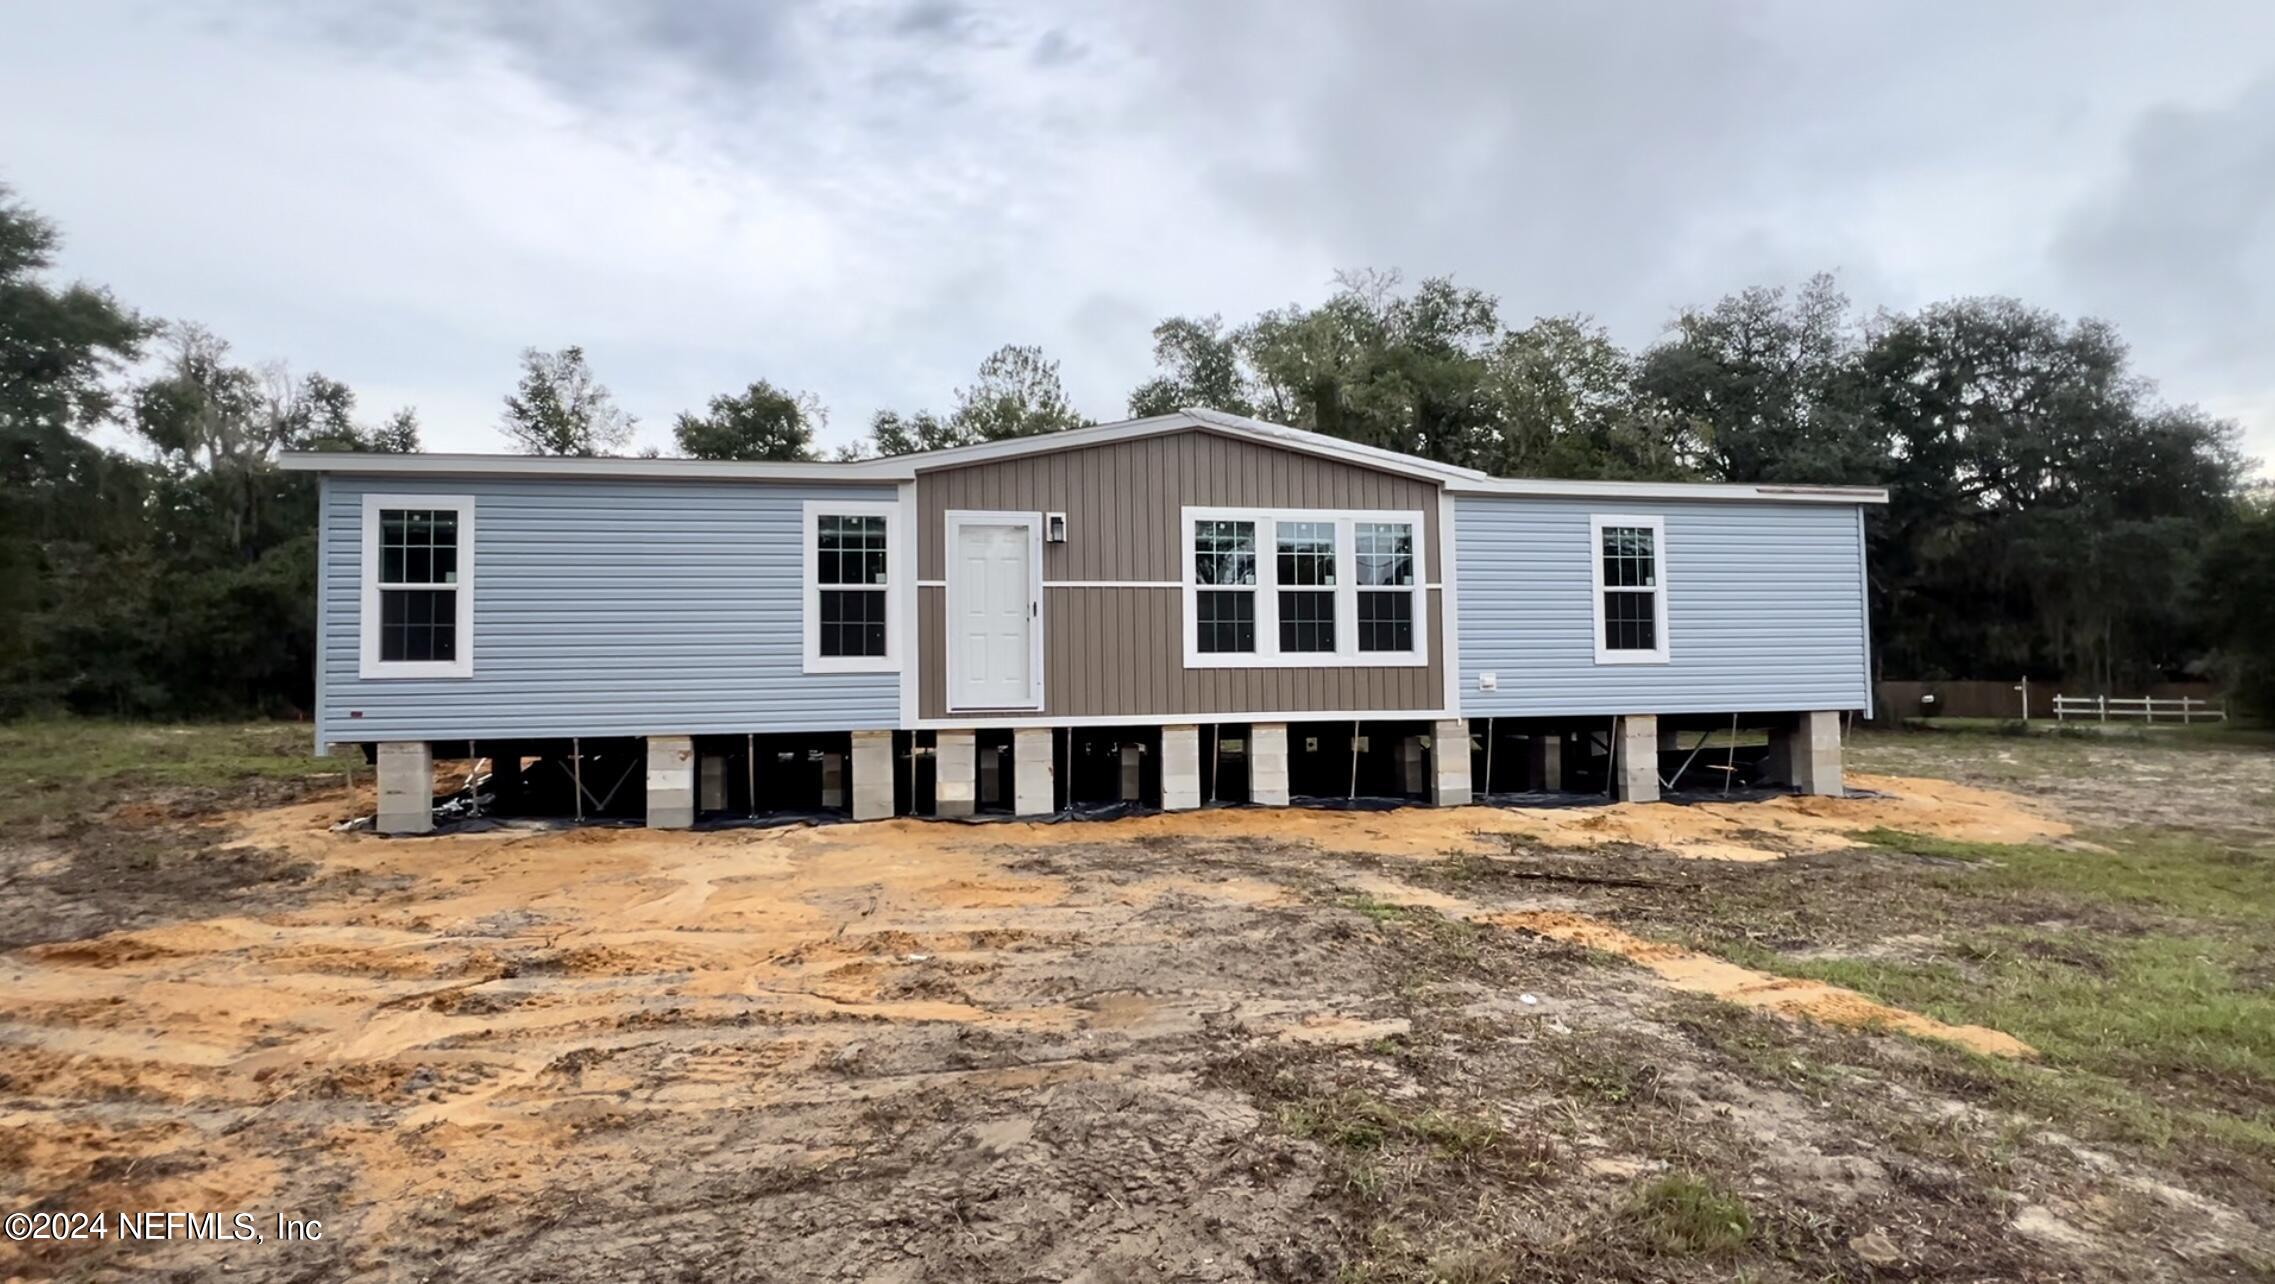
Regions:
[[1447, 476, 1889, 504], [863, 409, 1482, 485], [278, 409, 1886, 505], [279, 452, 911, 482], [1176, 407, 1491, 483]]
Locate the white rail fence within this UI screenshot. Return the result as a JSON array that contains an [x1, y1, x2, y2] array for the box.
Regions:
[[2051, 694, 2227, 724]]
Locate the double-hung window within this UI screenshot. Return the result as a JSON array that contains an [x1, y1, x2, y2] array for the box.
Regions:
[[1275, 521, 1336, 653], [803, 500, 899, 673], [1590, 514, 1670, 664], [360, 494, 475, 679], [1183, 508, 1427, 667], [1193, 519, 1258, 653], [1354, 522, 1416, 652]]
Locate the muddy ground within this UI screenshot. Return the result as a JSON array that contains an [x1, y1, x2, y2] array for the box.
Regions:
[[2, 732, 2271, 1282]]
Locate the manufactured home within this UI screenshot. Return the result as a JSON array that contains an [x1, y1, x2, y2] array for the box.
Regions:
[[282, 408, 1884, 833]]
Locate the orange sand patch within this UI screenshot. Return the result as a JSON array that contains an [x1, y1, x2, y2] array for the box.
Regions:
[[0, 804, 1257, 1224], [962, 771, 2066, 864], [4, 775, 2057, 1236], [1490, 909, 2036, 1059]]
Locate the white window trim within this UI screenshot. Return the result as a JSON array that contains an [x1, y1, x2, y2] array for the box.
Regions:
[[1590, 512, 1671, 665], [802, 499, 902, 674], [359, 493, 476, 680], [942, 509, 1046, 711], [1180, 506, 1429, 669]]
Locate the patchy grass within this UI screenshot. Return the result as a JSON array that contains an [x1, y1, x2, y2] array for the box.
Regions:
[[1723, 930, 2275, 1142], [1275, 1089, 1512, 1163], [1857, 826, 2275, 925], [1867, 719, 2274, 749], [1621, 1171, 1752, 1257], [1683, 820, 2275, 1177], [0, 718, 329, 826], [1334, 891, 1415, 923]]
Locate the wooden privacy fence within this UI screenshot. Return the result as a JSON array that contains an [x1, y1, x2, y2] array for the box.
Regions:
[[1874, 679, 2222, 723], [2051, 694, 2227, 723]]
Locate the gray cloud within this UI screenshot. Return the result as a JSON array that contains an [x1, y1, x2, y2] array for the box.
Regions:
[[2054, 75, 2275, 383], [3, 1, 2271, 464]]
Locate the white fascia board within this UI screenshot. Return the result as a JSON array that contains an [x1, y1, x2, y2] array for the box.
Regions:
[[885, 409, 1480, 487], [880, 413, 1201, 473], [1176, 407, 1491, 483], [281, 452, 915, 483], [1448, 477, 1889, 504]]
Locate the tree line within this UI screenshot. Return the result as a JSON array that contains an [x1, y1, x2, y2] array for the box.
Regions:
[[5, 185, 2269, 719]]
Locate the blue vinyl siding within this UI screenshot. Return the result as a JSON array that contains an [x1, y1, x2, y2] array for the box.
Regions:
[[318, 475, 899, 747], [1455, 496, 1871, 717]]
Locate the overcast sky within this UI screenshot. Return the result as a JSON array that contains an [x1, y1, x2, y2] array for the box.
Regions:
[[5, 1, 2271, 466]]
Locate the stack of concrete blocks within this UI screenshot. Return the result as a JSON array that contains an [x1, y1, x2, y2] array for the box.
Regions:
[[936, 730, 977, 818], [1766, 711, 1844, 796], [976, 743, 1002, 809], [850, 730, 894, 820], [1397, 736, 1427, 796], [1249, 722, 1291, 806], [1013, 727, 1054, 816], [646, 735, 697, 829], [1430, 718, 1473, 806], [1161, 725, 1201, 811], [1614, 715, 1660, 804], [376, 741, 434, 835], [1528, 734, 1563, 791], [819, 751, 845, 810], [1119, 743, 1143, 802], [698, 754, 728, 814]]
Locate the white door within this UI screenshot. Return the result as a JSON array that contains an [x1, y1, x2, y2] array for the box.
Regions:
[[949, 519, 1038, 710]]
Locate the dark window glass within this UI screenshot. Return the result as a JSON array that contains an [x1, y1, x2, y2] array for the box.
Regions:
[[1278, 589, 1335, 653], [1193, 520, 1256, 586], [1600, 525, 1656, 588], [817, 514, 887, 587], [1196, 590, 1255, 653], [1356, 522, 1414, 586], [378, 507, 460, 586], [1603, 590, 1657, 652], [819, 588, 888, 657], [379, 588, 457, 663], [1356, 590, 1413, 652], [1275, 520, 1336, 586]]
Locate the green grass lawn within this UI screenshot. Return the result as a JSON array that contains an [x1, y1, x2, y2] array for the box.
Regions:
[[0, 718, 331, 827], [1871, 716, 2275, 749], [1709, 821, 2275, 1164]]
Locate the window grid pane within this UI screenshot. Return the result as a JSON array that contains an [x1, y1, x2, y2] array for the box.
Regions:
[[1355, 522, 1414, 587], [817, 514, 888, 587], [378, 508, 459, 586], [1600, 526, 1656, 588], [1356, 590, 1413, 652], [1196, 589, 1255, 653], [379, 588, 457, 663], [1278, 588, 1335, 653], [1603, 590, 1657, 652], [1275, 521, 1336, 587], [1193, 520, 1256, 587], [819, 588, 888, 658]]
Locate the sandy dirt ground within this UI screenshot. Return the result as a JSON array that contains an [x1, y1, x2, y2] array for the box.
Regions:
[[0, 761, 2263, 1282]]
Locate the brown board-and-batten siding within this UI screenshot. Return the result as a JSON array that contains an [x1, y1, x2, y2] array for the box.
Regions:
[[916, 428, 1446, 721]]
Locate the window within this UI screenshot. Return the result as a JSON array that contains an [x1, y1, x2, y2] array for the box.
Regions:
[[1590, 514, 1670, 664], [803, 501, 900, 673], [1194, 519, 1257, 653], [359, 494, 475, 679], [1354, 522, 1415, 652], [1182, 507, 1427, 667], [817, 514, 888, 658], [1276, 521, 1336, 653]]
